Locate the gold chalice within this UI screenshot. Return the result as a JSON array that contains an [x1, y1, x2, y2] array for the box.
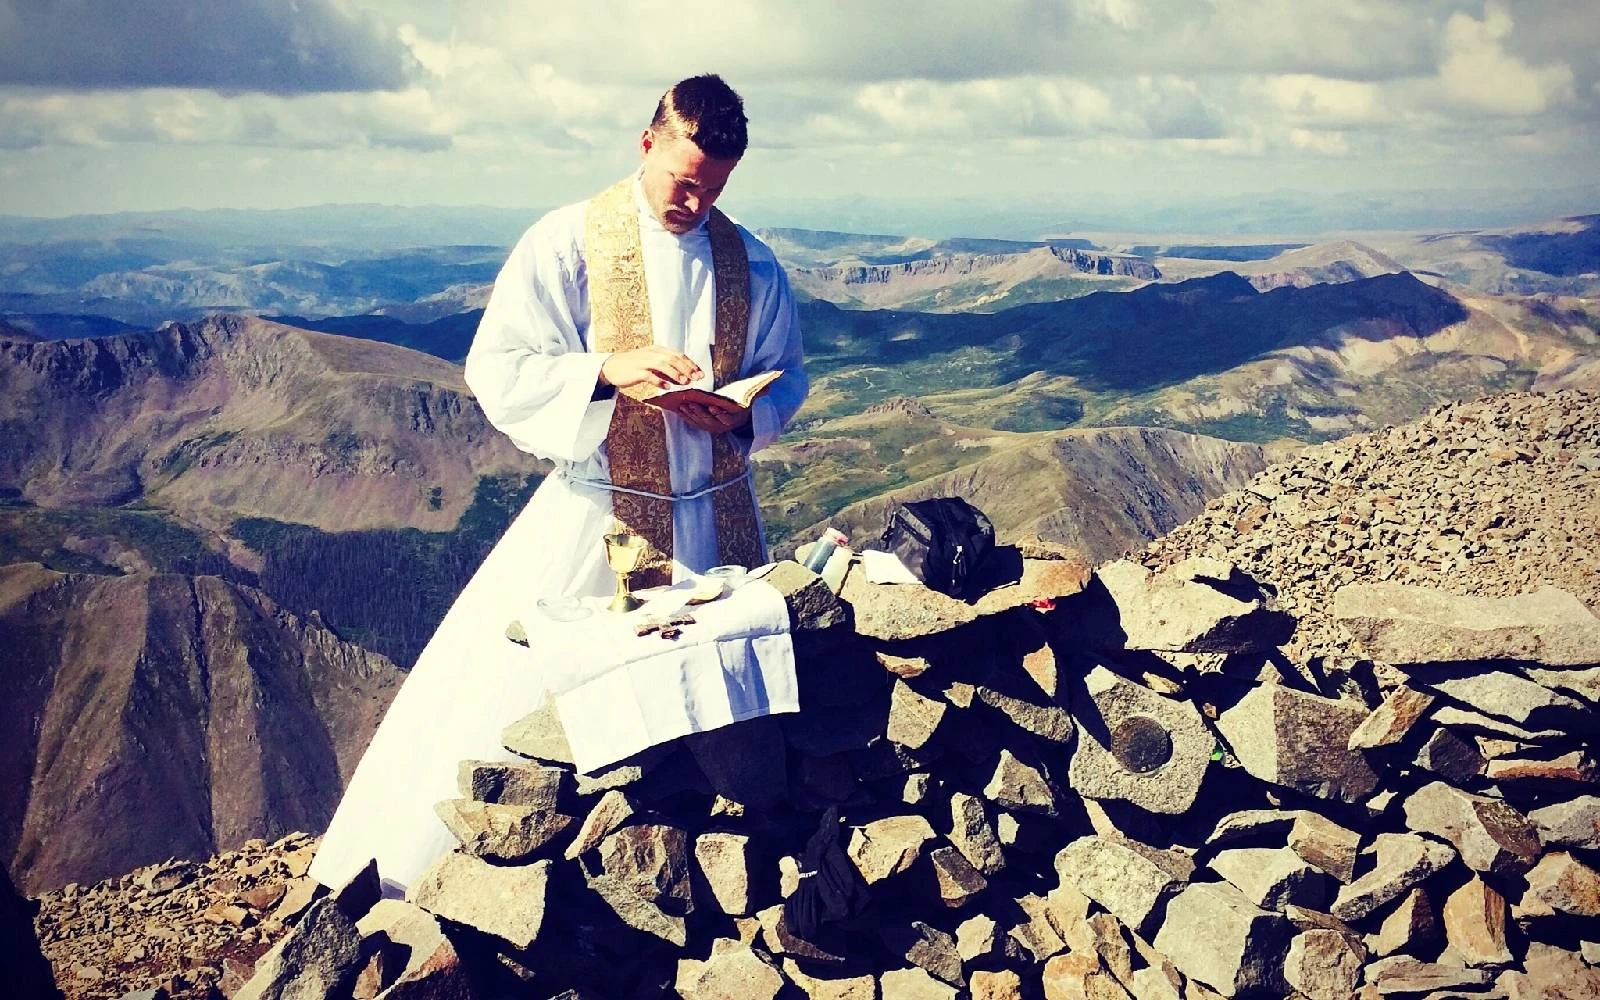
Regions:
[[604, 531, 648, 613]]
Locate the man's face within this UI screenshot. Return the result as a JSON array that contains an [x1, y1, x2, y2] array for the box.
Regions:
[[638, 129, 738, 234]]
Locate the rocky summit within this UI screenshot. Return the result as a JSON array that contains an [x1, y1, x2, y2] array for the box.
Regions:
[[22, 389, 1600, 1000]]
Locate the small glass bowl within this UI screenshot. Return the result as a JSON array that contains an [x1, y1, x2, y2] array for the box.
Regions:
[[536, 596, 593, 623], [702, 565, 748, 586]]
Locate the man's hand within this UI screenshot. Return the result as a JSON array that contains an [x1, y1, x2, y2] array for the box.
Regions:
[[649, 389, 751, 434], [600, 346, 702, 390], [675, 398, 751, 435]]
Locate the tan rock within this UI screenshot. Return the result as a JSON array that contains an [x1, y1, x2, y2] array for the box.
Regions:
[[1443, 876, 1512, 966], [1347, 687, 1435, 750], [782, 958, 876, 1000], [1283, 929, 1364, 1000], [970, 969, 1024, 1000], [408, 853, 550, 949], [848, 815, 936, 884], [984, 749, 1060, 816], [1402, 781, 1540, 876], [694, 832, 754, 916], [1288, 812, 1361, 883], [888, 680, 948, 749], [1332, 833, 1455, 922], [677, 938, 785, 1000], [564, 789, 636, 860], [598, 823, 692, 911], [1523, 851, 1600, 918], [1333, 583, 1600, 666], [1365, 887, 1437, 958], [1041, 951, 1131, 1000], [880, 966, 959, 1000]]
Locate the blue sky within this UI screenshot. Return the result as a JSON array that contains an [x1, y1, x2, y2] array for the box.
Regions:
[[1, 1, 1597, 233]]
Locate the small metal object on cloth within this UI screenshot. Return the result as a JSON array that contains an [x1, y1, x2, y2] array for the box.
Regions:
[[635, 612, 696, 640]]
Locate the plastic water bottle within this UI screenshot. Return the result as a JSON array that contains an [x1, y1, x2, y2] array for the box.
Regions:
[[803, 527, 849, 573]]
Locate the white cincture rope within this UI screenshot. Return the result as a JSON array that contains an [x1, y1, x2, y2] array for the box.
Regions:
[[559, 466, 752, 503]]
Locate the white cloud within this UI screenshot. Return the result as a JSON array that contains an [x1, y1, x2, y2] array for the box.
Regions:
[[1437, 1, 1575, 115], [0, 0, 418, 93]]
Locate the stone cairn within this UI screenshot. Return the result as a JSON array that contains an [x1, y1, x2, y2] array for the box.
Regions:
[[32, 389, 1600, 1000]]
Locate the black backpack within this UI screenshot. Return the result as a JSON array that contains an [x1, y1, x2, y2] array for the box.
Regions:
[[876, 497, 995, 599]]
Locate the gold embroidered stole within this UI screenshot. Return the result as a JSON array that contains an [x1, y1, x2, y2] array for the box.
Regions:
[[585, 178, 765, 587]]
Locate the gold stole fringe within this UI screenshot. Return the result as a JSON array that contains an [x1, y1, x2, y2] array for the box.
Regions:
[[585, 179, 765, 588]]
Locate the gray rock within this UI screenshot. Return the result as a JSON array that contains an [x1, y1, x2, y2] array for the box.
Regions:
[[882, 921, 963, 986], [1288, 812, 1361, 883], [983, 749, 1060, 816], [1415, 727, 1487, 784], [598, 823, 692, 912], [1365, 888, 1438, 958], [686, 716, 789, 809], [1331, 833, 1455, 922], [501, 700, 575, 765], [1207, 809, 1301, 848], [1333, 583, 1600, 667], [1402, 782, 1541, 876], [1093, 560, 1293, 654], [1216, 683, 1379, 803], [1529, 795, 1600, 850], [434, 799, 573, 863], [1498, 942, 1600, 1000], [1152, 881, 1289, 997], [234, 897, 361, 1000], [585, 872, 687, 945], [887, 680, 948, 749], [1347, 687, 1435, 750], [564, 789, 636, 860], [1055, 835, 1192, 936], [353, 898, 471, 999], [1525, 665, 1600, 707], [457, 759, 568, 809], [1362, 955, 1492, 995], [1210, 847, 1332, 911], [1430, 704, 1566, 742], [848, 815, 935, 883], [1521, 851, 1600, 918], [766, 560, 850, 631], [974, 684, 1075, 744], [409, 853, 551, 950], [949, 792, 1005, 875], [1442, 876, 1513, 967], [1067, 666, 1213, 815], [694, 832, 754, 916], [1425, 671, 1592, 731], [1283, 929, 1364, 1000], [928, 846, 987, 909]]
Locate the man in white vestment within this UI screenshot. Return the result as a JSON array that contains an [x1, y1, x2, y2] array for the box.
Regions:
[[309, 75, 808, 895]]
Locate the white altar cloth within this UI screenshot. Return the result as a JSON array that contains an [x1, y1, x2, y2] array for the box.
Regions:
[[533, 576, 797, 774]]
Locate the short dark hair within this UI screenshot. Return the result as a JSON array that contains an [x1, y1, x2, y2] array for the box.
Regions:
[[650, 74, 748, 160]]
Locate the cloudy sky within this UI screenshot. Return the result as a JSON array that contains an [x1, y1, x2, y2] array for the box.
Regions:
[[1, 0, 1597, 234]]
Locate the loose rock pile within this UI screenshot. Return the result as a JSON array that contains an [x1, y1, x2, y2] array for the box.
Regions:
[[1141, 389, 1600, 663], [28, 389, 1600, 1000], [32, 833, 319, 999]]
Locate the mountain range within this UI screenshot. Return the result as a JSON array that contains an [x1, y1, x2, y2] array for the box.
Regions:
[[2, 208, 1598, 896]]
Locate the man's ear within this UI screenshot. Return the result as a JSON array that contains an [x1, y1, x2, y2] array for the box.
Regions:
[[640, 128, 655, 157]]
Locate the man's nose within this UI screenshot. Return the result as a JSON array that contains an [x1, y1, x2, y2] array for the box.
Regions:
[[682, 193, 701, 215]]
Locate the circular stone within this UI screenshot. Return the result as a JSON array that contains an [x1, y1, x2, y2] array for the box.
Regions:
[[1111, 716, 1174, 774]]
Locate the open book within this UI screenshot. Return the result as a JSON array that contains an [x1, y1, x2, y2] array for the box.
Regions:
[[636, 370, 783, 412]]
